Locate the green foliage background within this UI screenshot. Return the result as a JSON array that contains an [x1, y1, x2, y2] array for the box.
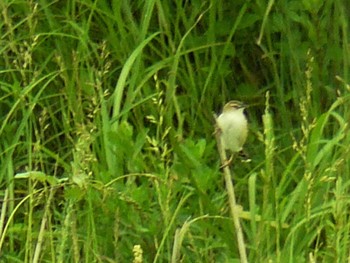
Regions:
[[0, 0, 349, 262]]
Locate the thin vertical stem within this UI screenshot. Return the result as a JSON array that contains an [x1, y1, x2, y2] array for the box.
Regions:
[[214, 114, 248, 263]]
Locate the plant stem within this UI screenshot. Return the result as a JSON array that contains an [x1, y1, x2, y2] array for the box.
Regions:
[[214, 114, 248, 263]]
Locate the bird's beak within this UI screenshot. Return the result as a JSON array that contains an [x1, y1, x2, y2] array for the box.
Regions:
[[241, 103, 248, 109]]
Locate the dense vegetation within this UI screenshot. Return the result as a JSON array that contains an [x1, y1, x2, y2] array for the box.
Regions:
[[0, 0, 349, 262]]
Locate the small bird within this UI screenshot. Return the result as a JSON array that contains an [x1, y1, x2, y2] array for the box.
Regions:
[[216, 100, 248, 154]]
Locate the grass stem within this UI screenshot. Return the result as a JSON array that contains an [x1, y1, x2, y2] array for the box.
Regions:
[[214, 114, 248, 263]]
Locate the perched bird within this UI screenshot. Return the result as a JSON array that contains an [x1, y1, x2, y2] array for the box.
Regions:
[[216, 100, 248, 154]]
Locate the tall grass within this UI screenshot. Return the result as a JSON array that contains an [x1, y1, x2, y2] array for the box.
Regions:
[[0, 0, 349, 262]]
